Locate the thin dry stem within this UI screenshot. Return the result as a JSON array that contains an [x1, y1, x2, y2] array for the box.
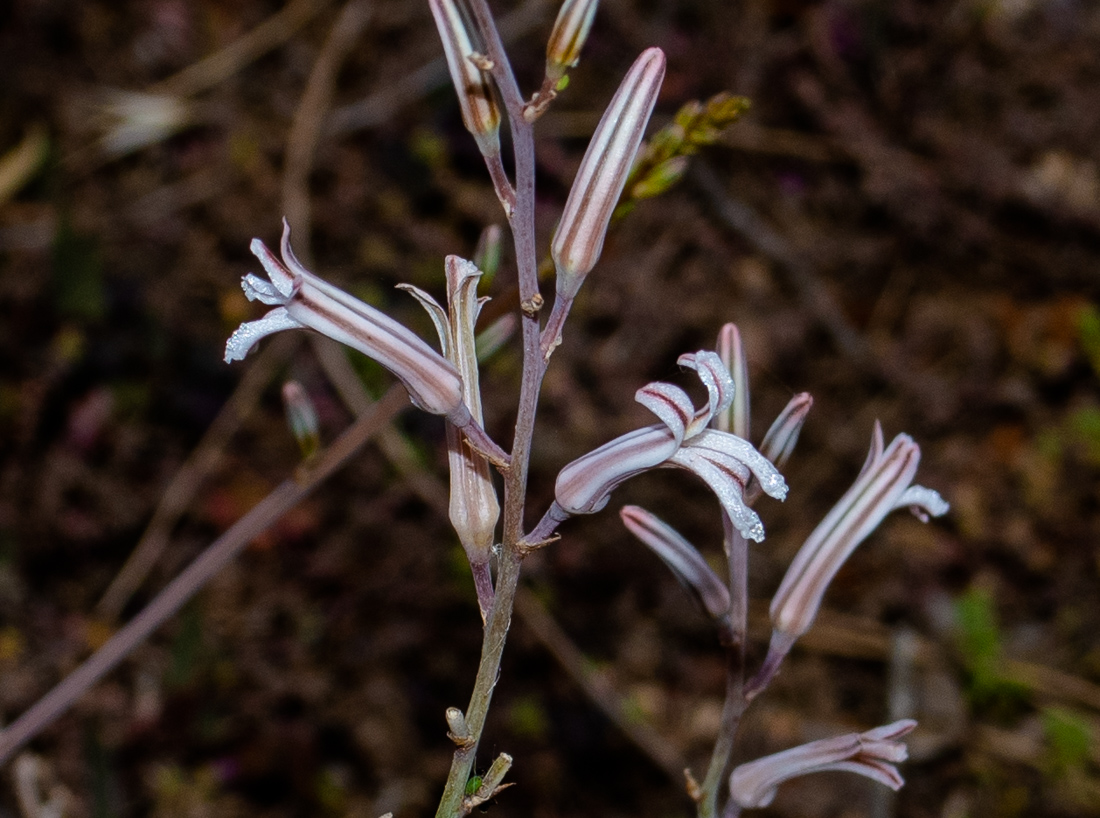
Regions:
[[0, 386, 411, 766]]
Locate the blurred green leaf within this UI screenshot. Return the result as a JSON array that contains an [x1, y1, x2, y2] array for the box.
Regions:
[[508, 695, 549, 740], [953, 587, 1031, 715], [1042, 706, 1092, 775], [52, 219, 105, 322], [83, 724, 121, 818], [1068, 406, 1100, 465], [167, 604, 204, 689], [1078, 303, 1100, 377]]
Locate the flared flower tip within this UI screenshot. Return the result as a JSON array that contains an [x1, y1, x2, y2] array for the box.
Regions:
[[728, 720, 917, 808], [224, 222, 468, 422]]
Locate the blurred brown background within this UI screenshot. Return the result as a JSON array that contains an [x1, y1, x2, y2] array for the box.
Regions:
[[2, 0, 1100, 815]]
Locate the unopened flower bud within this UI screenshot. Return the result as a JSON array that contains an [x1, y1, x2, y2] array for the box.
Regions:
[[428, 0, 501, 157], [714, 323, 749, 438], [759, 392, 812, 469], [445, 707, 470, 741], [545, 0, 600, 82], [401, 258, 501, 619], [473, 224, 503, 282], [281, 381, 320, 459], [551, 47, 665, 300], [621, 506, 730, 620]]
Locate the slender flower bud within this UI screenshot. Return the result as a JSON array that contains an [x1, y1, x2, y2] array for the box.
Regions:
[[551, 47, 665, 300], [759, 393, 813, 470], [729, 720, 917, 808], [714, 323, 749, 437], [620, 506, 730, 620], [281, 381, 320, 459], [545, 0, 600, 82], [473, 224, 503, 283], [428, 0, 501, 157], [225, 220, 469, 425], [401, 257, 501, 618], [475, 313, 516, 362]]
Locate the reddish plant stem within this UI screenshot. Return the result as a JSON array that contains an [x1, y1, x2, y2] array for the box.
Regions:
[[434, 0, 546, 814], [697, 521, 750, 817]]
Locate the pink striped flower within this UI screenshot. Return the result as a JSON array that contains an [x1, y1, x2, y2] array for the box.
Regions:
[[546, 350, 787, 542], [728, 720, 917, 808], [551, 47, 665, 300], [748, 424, 947, 694], [225, 220, 469, 425], [769, 423, 948, 642], [620, 505, 730, 620]]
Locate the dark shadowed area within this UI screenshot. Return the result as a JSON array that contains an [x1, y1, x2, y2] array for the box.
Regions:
[[2, 0, 1099, 816]]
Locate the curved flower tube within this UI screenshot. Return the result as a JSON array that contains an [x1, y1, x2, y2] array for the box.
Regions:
[[225, 220, 470, 425], [746, 423, 948, 696], [728, 720, 917, 809], [401, 257, 501, 620], [542, 350, 787, 543], [620, 505, 730, 620]]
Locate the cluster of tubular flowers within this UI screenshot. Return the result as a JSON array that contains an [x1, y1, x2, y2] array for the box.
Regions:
[[541, 349, 788, 544], [610, 322, 949, 810]]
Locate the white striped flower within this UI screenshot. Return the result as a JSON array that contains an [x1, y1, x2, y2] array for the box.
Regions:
[[753, 424, 948, 689], [225, 220, 469, 425], [551, 47, 665, 300], [546, 350, 787, 542], [728, 720, 917, 808], [400, 257, 501, 619]]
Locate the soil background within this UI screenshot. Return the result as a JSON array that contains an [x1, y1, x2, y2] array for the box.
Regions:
[[2, 0, 1100, 816]]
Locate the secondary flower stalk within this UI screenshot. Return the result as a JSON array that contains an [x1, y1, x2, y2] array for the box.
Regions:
[[728, 720, 917, 809]]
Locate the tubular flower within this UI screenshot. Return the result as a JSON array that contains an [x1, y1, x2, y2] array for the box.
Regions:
[[551, 47, 665, 299], [545, 0, 600, 82], [620, 505, 730, 620], [400, 258, 501, 568], [728, 720, 917, 809], [225, 220, 469, 425], [547, 350, 787, 542], [428, 0, 501, 157], [756, 424, 948, 684]]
